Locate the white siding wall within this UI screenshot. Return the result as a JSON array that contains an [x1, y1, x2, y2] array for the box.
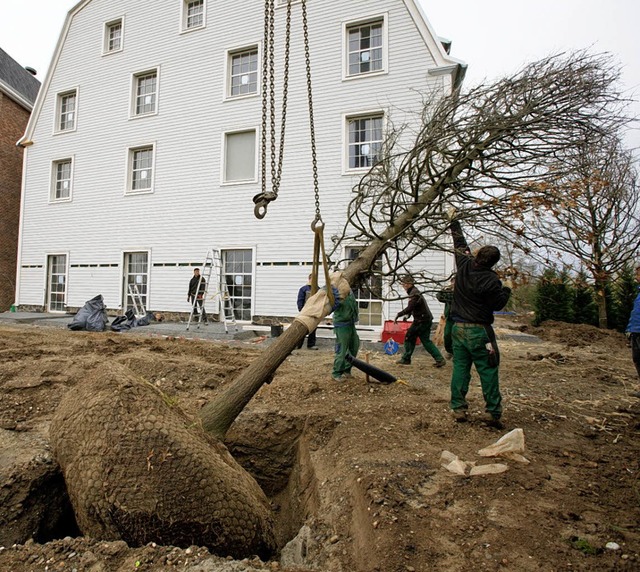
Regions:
[[19, 0, 455, 323]]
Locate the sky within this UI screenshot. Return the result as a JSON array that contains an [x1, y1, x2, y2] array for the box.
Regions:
[[1, 0, 638, 146]]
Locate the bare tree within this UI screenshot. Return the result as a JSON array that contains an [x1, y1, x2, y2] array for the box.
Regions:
[[509, 137, 640, 327], [201, 51, 633, 439]]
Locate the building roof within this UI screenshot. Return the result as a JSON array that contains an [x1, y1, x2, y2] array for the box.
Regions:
[[0, 47, 41, 109]]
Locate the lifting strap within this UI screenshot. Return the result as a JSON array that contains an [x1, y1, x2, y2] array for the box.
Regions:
[[310, 215, 335, 308]]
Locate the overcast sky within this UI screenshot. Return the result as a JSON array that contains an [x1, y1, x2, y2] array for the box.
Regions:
[[2, 0, 638, 145]]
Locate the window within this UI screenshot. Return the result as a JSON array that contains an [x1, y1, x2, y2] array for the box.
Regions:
[[104, 18, 123, 53], [128, 145, 155, 193], [182, 0, 205, 30], [223, 130, 256, 183], [132, 69, 158, 116], [56, 90, 77, 132], [346, 18, 386, 77], [347, 114, 383, 169], [228, 47, 259, 97], [51, 159, 73, 201], [222, 249, 253, 321]]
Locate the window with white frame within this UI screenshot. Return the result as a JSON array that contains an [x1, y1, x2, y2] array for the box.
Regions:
[[56, 90, 77, 132], [51, 158, 73, 201], [228, 47, 259, 97], [104, 18, 123, 53], [182, 0, 205, 30], [347, 113, 383, 169], [132, 69, 158, 116], [346, 18, 385, 77], [128, 145, 155, 193], [224, 130, 256, 183]]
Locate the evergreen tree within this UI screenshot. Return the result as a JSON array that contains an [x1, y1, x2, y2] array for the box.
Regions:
[[611, 263, 638, 331], [573, 271, 598, 326], [533, 267, 575, 325]]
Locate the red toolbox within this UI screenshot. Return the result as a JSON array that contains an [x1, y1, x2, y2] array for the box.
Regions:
[[380, 320, 419, 345]]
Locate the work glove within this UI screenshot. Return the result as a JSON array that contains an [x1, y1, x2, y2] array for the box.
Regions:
[[446, 207, 457, 221], [626, 332, 632, 347], [502, 278, 514, 289]]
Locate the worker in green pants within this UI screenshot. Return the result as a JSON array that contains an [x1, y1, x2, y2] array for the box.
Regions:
[[447, 211, 512, 428], [331, 289, 360, 381], [395, 276, 445, 368]]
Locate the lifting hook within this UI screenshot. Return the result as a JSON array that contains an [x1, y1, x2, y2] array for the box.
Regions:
[[252, 191, 278, 219]]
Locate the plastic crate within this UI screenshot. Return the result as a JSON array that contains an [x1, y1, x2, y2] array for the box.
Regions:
[[380, 320, 419, 345]]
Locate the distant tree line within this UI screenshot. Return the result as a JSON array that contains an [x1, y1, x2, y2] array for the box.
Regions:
[[531, 262, 637, 331]]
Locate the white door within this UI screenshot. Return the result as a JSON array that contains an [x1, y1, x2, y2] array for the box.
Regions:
[[222, 249, 253, 321], [346, 247, 383, 326], [47, 254, 67, 312], [123, 252, 148, 312]]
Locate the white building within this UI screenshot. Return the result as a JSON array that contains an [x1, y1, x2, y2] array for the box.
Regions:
[[17, 0, 463, 329]]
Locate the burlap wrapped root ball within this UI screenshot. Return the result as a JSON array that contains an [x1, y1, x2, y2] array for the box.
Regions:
[[50, 362, 276, 560]]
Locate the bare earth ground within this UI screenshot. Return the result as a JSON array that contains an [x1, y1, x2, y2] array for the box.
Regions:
[[0, 317, 639, 571]]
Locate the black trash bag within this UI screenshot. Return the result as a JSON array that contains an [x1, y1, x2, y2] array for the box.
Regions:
[[68, 295, 109, 332], [111, 309, 158, 332]]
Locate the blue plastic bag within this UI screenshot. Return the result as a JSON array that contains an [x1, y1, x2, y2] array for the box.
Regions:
[[384, 338, 399, 355]]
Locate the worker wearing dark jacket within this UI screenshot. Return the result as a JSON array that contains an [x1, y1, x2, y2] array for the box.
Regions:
[[395, 277, 445, 367], [449, 217, 511, 428]]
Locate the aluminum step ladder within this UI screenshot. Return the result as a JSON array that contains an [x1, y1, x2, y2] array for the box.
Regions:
[[127, 283, 146, 317]]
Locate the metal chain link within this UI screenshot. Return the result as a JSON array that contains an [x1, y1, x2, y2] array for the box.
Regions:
[[255, 0, 291, 218], [302, 0, 322, 224]]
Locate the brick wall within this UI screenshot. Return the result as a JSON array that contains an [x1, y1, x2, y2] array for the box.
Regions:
[[0, 94, 30, 312]]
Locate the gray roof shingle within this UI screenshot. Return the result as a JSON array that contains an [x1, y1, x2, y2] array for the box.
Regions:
[[0, 47, 41, 106]]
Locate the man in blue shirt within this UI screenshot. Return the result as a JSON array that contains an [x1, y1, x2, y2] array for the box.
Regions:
[[626, 265, 640, 381], [296, 274, 318, 350]]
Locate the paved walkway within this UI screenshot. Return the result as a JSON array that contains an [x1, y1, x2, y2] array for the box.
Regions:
[[0, 311, 381, 350], [0, 312, 539, 350]]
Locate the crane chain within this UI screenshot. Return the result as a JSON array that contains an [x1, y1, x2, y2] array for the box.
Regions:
[[255, 0, 291, 219], [302, 0, 322, 224]]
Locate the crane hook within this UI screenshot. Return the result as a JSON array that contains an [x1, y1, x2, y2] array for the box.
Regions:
[[252, 192, 278, 219]]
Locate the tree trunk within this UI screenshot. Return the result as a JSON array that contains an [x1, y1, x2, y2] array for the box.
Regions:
[[595, 283, 608, 329], [200, 184, 445, 440]]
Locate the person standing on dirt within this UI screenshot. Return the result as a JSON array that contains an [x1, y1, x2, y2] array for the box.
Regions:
[[296, 274, 319, 350], [395, 276, 446, 368], [447, 210, 511, 429], [331, 288, 360, 381], [187, 268, 207, 323], [625, 265, 640, 384]]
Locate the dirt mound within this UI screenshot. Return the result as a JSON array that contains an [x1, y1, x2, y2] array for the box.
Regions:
[[530, 319, 626, 348]]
